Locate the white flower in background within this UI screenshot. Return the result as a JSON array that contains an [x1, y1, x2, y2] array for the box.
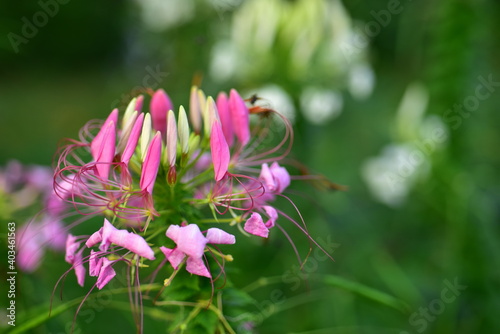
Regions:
[[362, 83, 448, 207], [300, 87, 343, 124], [134, 0, 195, 31], [348, 63, 375, 100], [210, 40, 239, 82], [362, 143, 430, 207]]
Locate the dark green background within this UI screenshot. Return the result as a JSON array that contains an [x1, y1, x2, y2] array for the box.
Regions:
[[1, 0, 499, 333]]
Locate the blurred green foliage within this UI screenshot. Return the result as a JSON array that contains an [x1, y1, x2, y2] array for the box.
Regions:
[[1, 0, 500, 333]]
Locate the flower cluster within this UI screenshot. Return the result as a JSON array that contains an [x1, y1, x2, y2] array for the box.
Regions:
[[55, 87, 298, 293]]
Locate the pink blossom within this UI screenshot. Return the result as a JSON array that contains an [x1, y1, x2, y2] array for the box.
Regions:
[[161, 224, 235, 278]]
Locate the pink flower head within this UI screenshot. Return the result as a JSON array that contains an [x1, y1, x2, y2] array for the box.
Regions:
[[150, 89, 173, 137], [161, 224, 235, 278], [65, 234, 85, 286], [140, 131, 162, 194], [210, 120, 230, 181], [91, 120, 117, 180], [216, 92, 234, 147], [86, 219, 155, 260], [244, 207, 278, 238], [259, 162, 291, 194], [229, 89, 250, 146]]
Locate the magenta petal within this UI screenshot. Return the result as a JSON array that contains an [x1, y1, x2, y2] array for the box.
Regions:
[[216, 92, 234, 147], [96, 258, 116, 290], [229, 89, 250, 146], [122, 113, 144, 166], [140, 132, 162, 194], [91, 109, 119, 159], [262, 205, 278, 228], [186, 256, 211, 278], [210, 120, 230, 181], [244, 213, 269, 238], [206, 228, 235, 244], [150, 89, 173, 137]]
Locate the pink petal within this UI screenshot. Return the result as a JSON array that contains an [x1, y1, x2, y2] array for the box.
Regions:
[[186, 256, 211, 278], [160, 246, 185, 269], [259, 163, 275, 192], [244, 213, 269, 238], [65, 234, 81, 263], [216, 92, 234, 147], [96, 258, 116, 290], [139, 132, 162, 194], [167, 224, 207, 258], [150, 89, 173, 137], [270, 162, 290, 193], [73, 249, 86, 287], [93, 120, 116, 180], [85, 228, 103, 248], [229, 89, 250, 146], [262, 205, 278, 228], [210, 120, 230, 181], [100, 219, 155, 260], [89, 250, 103, 277], [135, 95, 144, 113], [206, 228, 235, 244], [91, 109, 118, 159], [122, 113, 144, 166]]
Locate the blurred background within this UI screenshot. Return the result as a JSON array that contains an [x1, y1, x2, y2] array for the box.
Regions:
[[1, 0, 499, 333]]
